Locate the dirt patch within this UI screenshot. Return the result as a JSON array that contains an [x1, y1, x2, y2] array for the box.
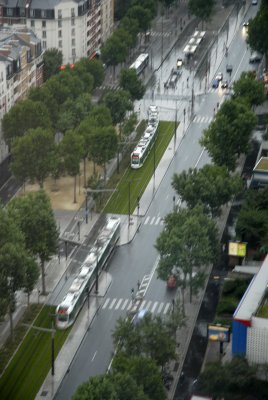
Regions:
[[20, 160, 102, 211]]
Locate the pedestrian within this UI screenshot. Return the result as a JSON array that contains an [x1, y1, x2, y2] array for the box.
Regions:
[[216, 102, 219, 110], [137, 280, 140, 290], [213, 107, 216, 115]]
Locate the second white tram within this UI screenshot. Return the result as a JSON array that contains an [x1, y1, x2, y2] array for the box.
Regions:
[[56, 217, 120, 329]]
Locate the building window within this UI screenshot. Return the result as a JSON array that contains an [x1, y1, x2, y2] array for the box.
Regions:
[[71, 18, 75, 26], [42, 31, 46, 39], [42, 21, 46, 28], [58, 30, 62, 38], [58, 20, 62, 28], [58, 40, 62, 48], [30, 9, 35, 18], [7, 8, 13, 16], [72, 39, 75, 46], [42, 41, 47, 49], [58, 9, 62, 19], [41, 10, 46, 18], [71, 28, 75, 36], [20, 8, 26, 17], [71, 8, 75, 17], [31, 20, 35, 27], [72, 48, 76, 56]]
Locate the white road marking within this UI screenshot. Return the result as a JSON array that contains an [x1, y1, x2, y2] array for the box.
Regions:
[[115, 298, 123, 310], [157, 302, 164, 313], [151, 301, 158, 313], [102, 298, 110, 309], [91, 351, 97, 361], [163, 303, 171, 314], [109, 298, 117, 309]]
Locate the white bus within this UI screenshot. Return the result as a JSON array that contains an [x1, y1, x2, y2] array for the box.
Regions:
[[56, 217, 120, 329], [129, 53, 149, 75], [131, 105, 159, 169]]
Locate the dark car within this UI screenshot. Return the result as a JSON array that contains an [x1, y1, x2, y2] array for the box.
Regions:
[[221, 80, 228, 89], [226, 64, 233, 74]]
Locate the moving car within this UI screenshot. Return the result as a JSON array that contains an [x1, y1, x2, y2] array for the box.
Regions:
[[226, 64, 233, 73], [249, 52, 262, 63], [221, 80, 228, 89], [243, 21, 249, 27], [252, 0, 258, 5], [215, 72, 223, 81]]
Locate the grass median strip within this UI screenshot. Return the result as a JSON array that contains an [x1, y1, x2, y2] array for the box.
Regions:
[[0, 305, 70, 400], [104, 120, 177, 214]]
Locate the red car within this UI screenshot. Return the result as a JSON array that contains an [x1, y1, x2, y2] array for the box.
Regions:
[[167, 275, 177, 289]]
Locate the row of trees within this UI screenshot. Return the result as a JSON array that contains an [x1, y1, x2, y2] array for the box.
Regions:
[[101, 0, 157, 71], [155, 67, 266, 314], [0, 190, 58, 339], [72, 304, 185, 400]]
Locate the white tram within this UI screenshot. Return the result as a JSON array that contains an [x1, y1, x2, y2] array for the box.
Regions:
[[131, 105, 159, 169], [56, 217, 120, 329]]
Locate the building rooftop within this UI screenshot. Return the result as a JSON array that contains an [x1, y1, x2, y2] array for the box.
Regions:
[[254, 157, 268, 171], [233, 255, 268, 323]]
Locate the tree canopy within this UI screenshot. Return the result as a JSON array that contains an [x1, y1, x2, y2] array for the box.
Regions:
[[103, 89, 133, 125], [8, 190, 58, 294], [236, 188, 268, 248], [247, 2, 268, 56], [43, 48, 63, 81], [11, 128, 56, 187], [119, 69, 146, 101], [2, 99, 52, 144], [232, 71, 265, 107], [188, 0, 215, 22], [155, 205, 219, 308], [172, 164, 243, 217], [200, 98, 256, 171]]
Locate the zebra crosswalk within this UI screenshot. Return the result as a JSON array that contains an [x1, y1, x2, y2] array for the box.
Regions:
[[101, 297, 172, 315], [98, 84, 119, 91], [193, 115, 213, 124], [143, 216, 164, 226]]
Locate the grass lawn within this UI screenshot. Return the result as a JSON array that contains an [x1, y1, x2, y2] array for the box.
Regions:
[[104, 120, 177, 214], [0, 305, 70, 400]]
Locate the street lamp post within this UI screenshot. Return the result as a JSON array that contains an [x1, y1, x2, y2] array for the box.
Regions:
[[137, 195, 140, 231], [128, 181, 131, 226], [153, 140, 156, 191], [85, 193, 88, 224]]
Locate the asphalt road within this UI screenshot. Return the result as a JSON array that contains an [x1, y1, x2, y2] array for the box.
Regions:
[[55, 2, 262, 399]]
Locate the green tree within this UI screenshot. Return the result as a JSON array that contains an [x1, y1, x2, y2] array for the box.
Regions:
[[77, 58, 104, 89], [200, 99, 256, 171], [60, 131, 84, 203], [113, 313, 177, 367], [247, 3, 268, 58], [127, 5, 152, 33], [28, 86, 59, 129], [122, 112, 138, 137], [43, 48, 63, 81], [113, 355, 165, 400], [103, 89, 133, 126], [89, 127, 118, 180], [115, 0, 132, 20], [72, 375, 117, 400], [172, 164, 243, 217], [189, 0, 214, 25], [57, 93, 92, 133], [8, 190, 58, 294], [24, 257, 40, 306], [155, 206, 219, 309], [120, 17, 139, 48], [236, 188, 268, 248], [232, 71, 265, 106], [2, 99, 52, 144], [11, 128, 56, 187], [101, 35, 128, 74], [119, 69, 146, 101], [0, 243, 37, 340], [88, 105, 113, 127], [199, 357, 257, 400], [56, 70, 84, 100]]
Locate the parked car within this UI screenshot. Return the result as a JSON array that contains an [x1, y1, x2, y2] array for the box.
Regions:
[[221, 80, 228, 89], [249, 52, 262, 63], [215, 72, 223, 81], [212, 79, 219, 89], [252, 0, 258, 5]]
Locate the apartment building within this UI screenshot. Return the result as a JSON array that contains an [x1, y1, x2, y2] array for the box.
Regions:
[[0, 27, 43, 162], [0, 0, 114, 65]]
